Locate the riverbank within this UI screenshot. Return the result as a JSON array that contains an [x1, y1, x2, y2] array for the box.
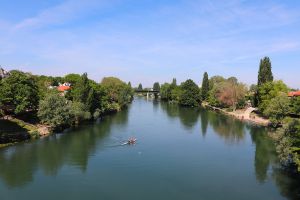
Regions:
[[0, 116, 52, 148], [202, 103, 270, 126]]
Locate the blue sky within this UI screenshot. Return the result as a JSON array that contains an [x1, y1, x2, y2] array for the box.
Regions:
[[0, 0, 300, 88]]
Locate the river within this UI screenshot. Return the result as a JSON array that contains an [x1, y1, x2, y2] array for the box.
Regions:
[[0, 97, 299, 200]]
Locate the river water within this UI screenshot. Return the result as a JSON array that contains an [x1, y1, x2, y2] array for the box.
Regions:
[[0, 97, 299, 200]]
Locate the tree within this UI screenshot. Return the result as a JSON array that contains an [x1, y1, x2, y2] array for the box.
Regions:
[[171, 78, 177, 86], [38, 92, 72, 129], [70, 101, 91, 124], [264, 95, 291, 126], [258, 80, 289, 112], [137, 83, 143, 91], [64, 73, 81, 86], [160, 83, 171, 100], [201, 72, 209, 100], [271, 118, 300, 172], [290, 97, 300, 115], [128, 82, 132, 88], [153, 82, 160, 91], [179, 79, 201, 107], [0, 70, 39, 115], [101, 77, 133, 108], [258, 57, 273, 87], [256, 57, 274, 107], [216, 79, 247, 111]]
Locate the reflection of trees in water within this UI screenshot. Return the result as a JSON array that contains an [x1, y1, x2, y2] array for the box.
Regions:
[[249, 125, 277, 183], [249, 125, 300, 199], [272, 168, 300, 200], [160, 102, 200, 130], [152, 100, 159, 112], [0, 109, 129, 188], [178, 107, 200, 130], [160, 102, 180, 119], [199, 108, 208, 137], [208, 112, 245, 144]]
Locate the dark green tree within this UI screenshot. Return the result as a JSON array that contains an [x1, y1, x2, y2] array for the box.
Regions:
[[153, 82, 160, 91], [201, 72, 209, 100], [138, 83, 143, 91], [258, 57, 273, 86], [256, 57, 274, 106], [0, 70, 39, 115], [179, 79, 201, 107], [171, 78, 177, 86]]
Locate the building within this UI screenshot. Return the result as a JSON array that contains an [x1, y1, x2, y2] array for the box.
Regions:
[[57, 82, 71, 95], [288, 91, 300, 97], [0, 67, 10, 79]]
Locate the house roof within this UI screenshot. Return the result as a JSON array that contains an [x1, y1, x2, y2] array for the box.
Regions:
[[57, 85, 71, 92], [288, 91, 300, 97]]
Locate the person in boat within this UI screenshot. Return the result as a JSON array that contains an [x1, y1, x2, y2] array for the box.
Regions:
[[127, 137, 137, 144]]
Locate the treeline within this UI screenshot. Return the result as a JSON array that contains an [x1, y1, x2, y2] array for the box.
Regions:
[[0, 70, 133, 130], [155, 56, 300, 172]]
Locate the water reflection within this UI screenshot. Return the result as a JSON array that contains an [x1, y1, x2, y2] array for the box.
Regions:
[[160, 102, 245, 143], [0, 109, 129, 188], [0, 100, 300, 200]]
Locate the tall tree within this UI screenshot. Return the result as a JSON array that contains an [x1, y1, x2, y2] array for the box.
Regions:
[[257, 57, 273, 86], [72, 73, 91, 104], [171, 78, 177, 86], [138, 83, 143, 91], [201, 72, 209, 100], [153, 82, 160, 91]]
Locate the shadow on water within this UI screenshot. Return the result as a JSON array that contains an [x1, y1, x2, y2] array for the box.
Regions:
[[160, 102, 200, 130], [0, 120, 30, 144], [0, 108, 129, 188], [159, 100, 300, 199]]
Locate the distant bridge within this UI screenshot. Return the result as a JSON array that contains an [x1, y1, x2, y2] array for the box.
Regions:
[[134, 90, 160, 99]]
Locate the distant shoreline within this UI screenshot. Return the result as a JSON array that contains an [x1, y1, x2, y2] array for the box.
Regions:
[[202, 103, 270, 126]]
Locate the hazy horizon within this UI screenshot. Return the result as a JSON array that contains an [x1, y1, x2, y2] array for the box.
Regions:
[[1, 0, 299, 88]]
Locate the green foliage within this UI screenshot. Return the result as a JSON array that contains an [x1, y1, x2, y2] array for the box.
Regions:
[[137, 83, 143, 91], [171, 86, 182, 102], [160, 83, 172, 100], [70, 101, 91, 124], [38, 92, 72, 128], [0, 70, 39, 115], [64, 73, 81, 85], [179, 79, 201, 107], [171, 78, 177, 86], [272, 118, 300, 172], [290, 97, 300, 115], [201, 72, 209, 100], [93, 109, 101, 119], [258, 57, 273, 86], [255, 56, 274, 107], [258, 80, 289, 113], [101, 77, 133, 108], [153, 82, 160, 91], [264, 95, 291, 127]]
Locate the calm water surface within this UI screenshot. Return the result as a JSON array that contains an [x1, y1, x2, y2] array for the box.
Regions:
[[1, 98, 300, 200]]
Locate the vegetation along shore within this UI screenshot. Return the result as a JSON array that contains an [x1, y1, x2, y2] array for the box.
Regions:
[[1, 56, 300, 173]]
